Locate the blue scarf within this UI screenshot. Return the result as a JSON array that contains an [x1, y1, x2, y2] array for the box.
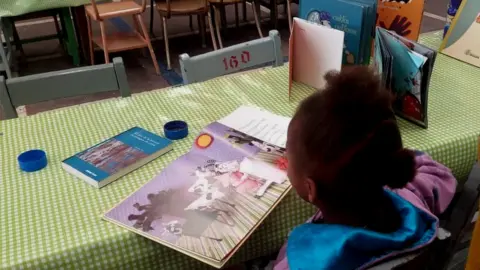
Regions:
[[286, 190, 437, 270]]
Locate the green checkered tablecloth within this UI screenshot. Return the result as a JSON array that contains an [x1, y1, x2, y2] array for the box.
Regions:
[[1, 32, 479, 269], [0, 0, 88, 17]]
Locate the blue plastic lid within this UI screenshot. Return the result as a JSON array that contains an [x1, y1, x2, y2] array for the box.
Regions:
[[18, 149, 48, 172], [164, 120, 188, 140]]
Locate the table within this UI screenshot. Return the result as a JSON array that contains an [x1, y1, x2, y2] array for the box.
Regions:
[[0, 0, 88, 17], [1, 32, 480, 269], [0, 1, 90, 65]]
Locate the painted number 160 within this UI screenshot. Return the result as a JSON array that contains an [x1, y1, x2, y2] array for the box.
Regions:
[[222, 51, 251, 71]]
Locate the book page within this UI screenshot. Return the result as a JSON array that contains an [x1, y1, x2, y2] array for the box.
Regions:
[[218, 106, 290, 148], [290, 18, 344, 90]]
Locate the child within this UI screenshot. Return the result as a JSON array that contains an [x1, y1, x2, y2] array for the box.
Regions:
[[274, 67, 457, 270]]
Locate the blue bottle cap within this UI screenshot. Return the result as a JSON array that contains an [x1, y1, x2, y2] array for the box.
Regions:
[[164, 120, 188, 140], [18, 149, 48, 172]]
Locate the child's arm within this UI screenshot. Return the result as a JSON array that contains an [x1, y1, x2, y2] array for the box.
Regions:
[[394, 152, 457, 216]]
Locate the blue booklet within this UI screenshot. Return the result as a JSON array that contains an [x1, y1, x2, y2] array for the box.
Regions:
[[300, 0, 376, 65], [62, 127, 173, 188]]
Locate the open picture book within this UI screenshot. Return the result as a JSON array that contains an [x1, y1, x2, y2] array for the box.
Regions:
[[103, 106, 291, 268], [374, 27, 436, 128]]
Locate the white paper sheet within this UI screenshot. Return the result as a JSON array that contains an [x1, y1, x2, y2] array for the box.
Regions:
[[218, 106, 291, 148]]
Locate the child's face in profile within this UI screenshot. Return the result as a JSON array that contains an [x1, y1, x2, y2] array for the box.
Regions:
[[286, 120, 319, 205]]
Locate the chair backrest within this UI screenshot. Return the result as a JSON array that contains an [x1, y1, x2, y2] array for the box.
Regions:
[[179, 30, 283, 84], [366, 231, 451, 270], [438, 162, 480, 269], [367, 252, 424, 270], [0, 57, 130, 120], [369, 159, 480, 270]]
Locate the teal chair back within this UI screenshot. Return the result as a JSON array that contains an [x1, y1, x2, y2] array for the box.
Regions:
[[179, 30, 283, 84], [0, 57, 130, 120]]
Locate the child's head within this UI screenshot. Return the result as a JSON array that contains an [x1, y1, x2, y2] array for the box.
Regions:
[[287, 66, 416, 210]]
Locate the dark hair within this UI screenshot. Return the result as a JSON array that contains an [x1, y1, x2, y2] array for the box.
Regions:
[[290, 66, 415, 199]]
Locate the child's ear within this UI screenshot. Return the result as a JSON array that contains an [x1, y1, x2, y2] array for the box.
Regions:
[[305, 178, 318, 204]]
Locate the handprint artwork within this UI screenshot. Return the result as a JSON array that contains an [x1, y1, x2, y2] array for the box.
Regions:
[[377, 0, 424, 41], [379, 15, 412, 37]]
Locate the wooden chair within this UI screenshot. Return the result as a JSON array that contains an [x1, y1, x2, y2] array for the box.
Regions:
[[155, 0, 212, 70], [0, 57, 130, 120], [208, 0, 264, 49], [85, 0, 160, 74], [179, 30, 282, 84]]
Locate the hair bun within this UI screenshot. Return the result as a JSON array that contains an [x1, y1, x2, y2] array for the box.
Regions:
[[382, 149, 416, 189]]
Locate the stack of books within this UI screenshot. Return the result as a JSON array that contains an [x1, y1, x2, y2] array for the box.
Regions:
[[299, 0, 377, 65]]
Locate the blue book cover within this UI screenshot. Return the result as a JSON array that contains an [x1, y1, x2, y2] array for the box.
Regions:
[[353, 0, 377, 64], [62, 127, 173, 187], [300, 0, 366, 64]]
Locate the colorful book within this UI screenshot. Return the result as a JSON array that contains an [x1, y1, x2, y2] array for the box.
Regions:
[[62, 127, 173, 188], [377, 0, 425, 41], [299, 0, 377, 65], [375, 27, 436, 128], [440, 0, 480, 68], [103, 106, 291, 268]]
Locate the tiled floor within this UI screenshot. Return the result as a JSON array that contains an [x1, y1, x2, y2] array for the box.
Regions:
[[1, 0, 448, 120]]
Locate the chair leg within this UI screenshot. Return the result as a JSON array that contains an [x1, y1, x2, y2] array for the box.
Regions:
[[189, 15, 194, 31], [270, 0, 278, 29], [286, 0, 292, 32], [160, 16, 171, 71], [86, 15, 95, 65], [132, 15, 147, 57], [9, 19, 25, 58], [235, 3, 239, 28], [2, 18, 17, 71], [242, 1, 247, 22], [99, 21, 109, 63], [60, 8, 80, 66], [220, 6, 227, 29], [207, 10, 218, 50], [149, 0, 155, 37], [132, 15, 141, 33], [252, 0, 263, 38], [158, 11, 163, 38], [198, 14, 206, 48], [53, 14, 64, 49], [0, 34, 12, 78], [136, 14, 160, 74], [214, 6, 224, 49]]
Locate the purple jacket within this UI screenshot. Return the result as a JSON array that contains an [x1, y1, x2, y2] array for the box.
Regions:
[[274, 153, 457, 270]]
